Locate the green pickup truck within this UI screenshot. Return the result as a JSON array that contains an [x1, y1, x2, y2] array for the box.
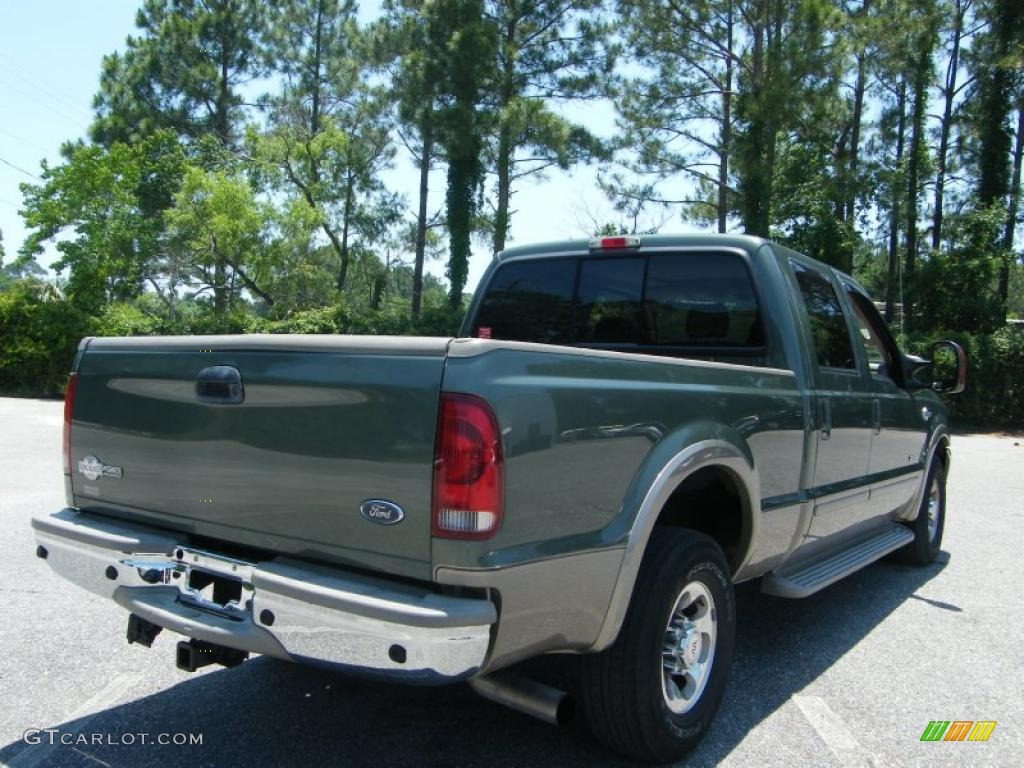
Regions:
[[33, 234, 966, 762]]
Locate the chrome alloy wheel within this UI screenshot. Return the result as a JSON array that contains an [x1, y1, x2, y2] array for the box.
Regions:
[[661, 581, 717, 714], [926, 474, 942, 543]]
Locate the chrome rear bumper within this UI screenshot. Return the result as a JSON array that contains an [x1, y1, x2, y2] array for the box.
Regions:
[[32, 508, 495, 684]]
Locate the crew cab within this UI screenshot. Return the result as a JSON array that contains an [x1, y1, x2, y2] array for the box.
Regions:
[[32, 234, 966, 762]]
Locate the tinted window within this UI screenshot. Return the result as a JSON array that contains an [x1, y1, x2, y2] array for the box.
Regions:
[[848, 291, 901, 383], [577, 258, 645, 343], [646, 253, 763, 347], [474, 259, 575, 343], [791, 261, 856, 369], [848, 294, 891, 375], [472, 251, 765, 357]]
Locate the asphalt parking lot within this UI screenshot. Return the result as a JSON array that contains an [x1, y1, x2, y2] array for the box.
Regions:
[[0, 396, 1021, 768]]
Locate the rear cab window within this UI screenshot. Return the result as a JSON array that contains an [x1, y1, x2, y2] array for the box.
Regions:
[[472, 251, 767, 364], [470, 259, 575, 344]]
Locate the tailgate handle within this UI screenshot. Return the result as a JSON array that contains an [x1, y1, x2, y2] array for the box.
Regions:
[[196, 366, 244, 404]]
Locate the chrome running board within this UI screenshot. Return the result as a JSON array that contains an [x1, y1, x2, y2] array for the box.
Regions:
[[762, 524, 914, 598]]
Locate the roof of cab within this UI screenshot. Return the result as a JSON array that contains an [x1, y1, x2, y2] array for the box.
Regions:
[[496, 232, 771, 261]]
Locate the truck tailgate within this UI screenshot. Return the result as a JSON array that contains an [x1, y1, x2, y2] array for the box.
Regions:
[[68, 335, 450, 581]]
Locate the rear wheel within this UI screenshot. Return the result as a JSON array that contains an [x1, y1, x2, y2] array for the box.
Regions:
[[896, 458, 945, 565], [581, 529, 735, 763]]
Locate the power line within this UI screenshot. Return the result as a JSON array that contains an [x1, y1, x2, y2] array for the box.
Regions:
[[0, 76, 86, 128], [0, 63, 91, 119], [0, 54, 93, 118], [0, 156, 42, 181], [0, 127, 50, 154]]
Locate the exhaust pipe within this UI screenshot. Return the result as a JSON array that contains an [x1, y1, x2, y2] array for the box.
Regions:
[[469, 671, 575, 726], [176, 639, 248, 672]]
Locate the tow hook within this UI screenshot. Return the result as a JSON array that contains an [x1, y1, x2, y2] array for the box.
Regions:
[[175, 639, 248, 672]]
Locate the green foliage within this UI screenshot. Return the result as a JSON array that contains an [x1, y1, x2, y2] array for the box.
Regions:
[[4, 0, 1024, 432], [971, 0, 1024, 208], [91, 0, 269, 146], [485, 0, 611, 252], [18, 132, 187, 313], [256, 0, 401, 293], [431, 0, 497, 307], [914, 207, 1007, 333], [1009, 262, 1024, 319], [166, 165, 273, 311], [908, 326, 1024, 429], [0, 281, 91, 396], [252, 298, 463, 336], [92, 302, 165, 336]]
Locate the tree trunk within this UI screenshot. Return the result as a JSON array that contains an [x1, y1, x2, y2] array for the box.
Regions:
[[370, 274, 384, 309], [905, 41, 931, 331], [718, 2, 733, 234], [886, 78, 907, 324], [846, 94, 866, 226], [311, 0, 323, 136], [336, 173, 354, 292], [932, 0, 963, 251], [215, 34, 232, 146], [999, 101, 1023, 302], [976, 0, 1022, 207], [933, 0, 962, 250], [846, 20, 868, 225], [411, 119, 433, 319], [211, 234, 228, 316], [740, 0, 771, 237], [492, 12, 518, 254], [493, 120, 512, 252]]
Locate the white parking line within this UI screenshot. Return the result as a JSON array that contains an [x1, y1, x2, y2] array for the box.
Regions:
[[792, 694, 893, 768], [4, 673, 139, 768]]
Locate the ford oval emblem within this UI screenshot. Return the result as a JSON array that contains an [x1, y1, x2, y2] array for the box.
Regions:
[[360, 499, 405, 526]]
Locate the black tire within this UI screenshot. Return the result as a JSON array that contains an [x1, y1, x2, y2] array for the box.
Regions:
[[896, 458, 946, 566], [580, 529, 735, 764]]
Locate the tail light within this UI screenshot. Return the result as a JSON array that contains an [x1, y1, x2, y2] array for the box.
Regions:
[[432, 393, 503, 540], [63, 372, 78, 476]]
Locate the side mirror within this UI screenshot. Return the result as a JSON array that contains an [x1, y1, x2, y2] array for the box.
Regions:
[[905, 341, 967, 394], [930, 340, 967, 394]]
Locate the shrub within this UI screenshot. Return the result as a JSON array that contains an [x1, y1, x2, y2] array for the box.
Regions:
[[907, 326, 1024, 430], [0, 281, 91, 396], [92, 302, 165, 337], [257, 304, 353, 334]]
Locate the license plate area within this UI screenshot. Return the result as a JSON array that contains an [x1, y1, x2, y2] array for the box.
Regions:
[[184, 568, 243, 611], [174, 547, 254, 620]]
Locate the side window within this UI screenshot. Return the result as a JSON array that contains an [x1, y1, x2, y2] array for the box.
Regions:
[[645, 253, 763, 347], [847, 291, 900, 383], [791, 261, 856, 369], [473, 259, 576, 344], [577, 258, 645, 343]]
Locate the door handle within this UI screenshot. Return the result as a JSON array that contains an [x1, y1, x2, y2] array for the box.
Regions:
[[872, 399, 881, 435], [819, 399, 832, 440], [196, 365, 244, 404]]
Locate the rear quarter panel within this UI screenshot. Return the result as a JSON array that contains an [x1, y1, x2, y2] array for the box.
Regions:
[[433, 341, 807, 574]]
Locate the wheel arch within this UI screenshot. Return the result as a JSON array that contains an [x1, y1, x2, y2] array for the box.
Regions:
[[589, 437, 759, 652], [897, 424, 951, 523]]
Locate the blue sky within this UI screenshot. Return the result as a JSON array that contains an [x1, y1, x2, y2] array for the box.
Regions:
[[0, 1, 624, 293]]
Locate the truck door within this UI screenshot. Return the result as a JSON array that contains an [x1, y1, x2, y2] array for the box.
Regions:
[[844, 288, 929, 517], [787, 259, 875, 541]]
